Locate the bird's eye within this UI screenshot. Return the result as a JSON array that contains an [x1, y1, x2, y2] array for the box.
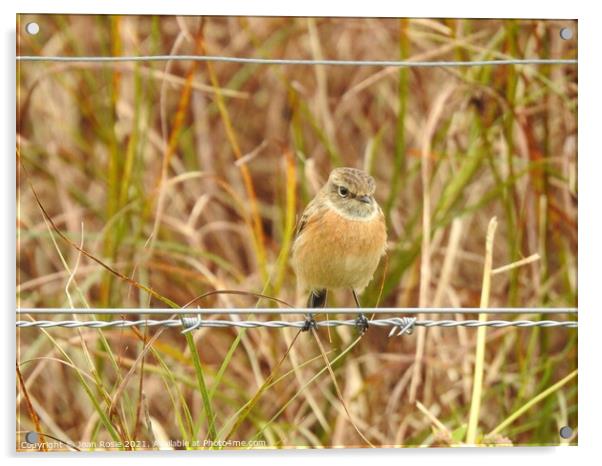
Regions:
[[338, 186, 349, 198]]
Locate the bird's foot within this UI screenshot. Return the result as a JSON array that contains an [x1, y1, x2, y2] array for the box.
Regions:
[[355, 313, 369, 334], [302, 314, 317, 332]]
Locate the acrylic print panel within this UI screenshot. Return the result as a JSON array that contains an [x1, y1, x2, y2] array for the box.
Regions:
[[16, 15, 577, 451]]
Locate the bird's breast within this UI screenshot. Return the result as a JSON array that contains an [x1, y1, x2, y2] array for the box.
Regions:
[[292, 207, 387, 290]]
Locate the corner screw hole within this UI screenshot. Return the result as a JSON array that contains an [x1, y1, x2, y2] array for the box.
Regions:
[[559, 426, 573, 439], [25, 22, 40, 36], [25, 431, 39, 444], [560, 27, 573, 41]]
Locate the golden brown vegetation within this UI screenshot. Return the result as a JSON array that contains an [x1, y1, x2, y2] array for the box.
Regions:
[[17, 15, 577, 449]]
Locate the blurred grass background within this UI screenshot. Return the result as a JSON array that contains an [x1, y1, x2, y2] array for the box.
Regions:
[[17, 15, 577, 449]]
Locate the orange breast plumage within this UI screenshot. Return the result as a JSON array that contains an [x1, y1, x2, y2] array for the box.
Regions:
[[291, 207, 387, 292]]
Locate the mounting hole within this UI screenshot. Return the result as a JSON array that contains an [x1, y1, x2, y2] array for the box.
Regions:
[[559, 425, 573, 439], [25, 22, 40, 36], [25, 431, 39, 444], [559, 27, 573, 41]]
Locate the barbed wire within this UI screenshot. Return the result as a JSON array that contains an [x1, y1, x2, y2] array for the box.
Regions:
[[16, 55, 577, 68], [16, 317, 577, 336]]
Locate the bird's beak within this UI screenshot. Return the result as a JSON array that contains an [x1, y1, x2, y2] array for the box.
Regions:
[[357, 195, 371, 204]]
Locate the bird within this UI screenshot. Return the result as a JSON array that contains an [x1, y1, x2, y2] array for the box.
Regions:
[[291, 167, 387, 331]]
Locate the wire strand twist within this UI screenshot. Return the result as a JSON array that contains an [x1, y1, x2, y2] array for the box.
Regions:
[[16, 318, 577, 335]]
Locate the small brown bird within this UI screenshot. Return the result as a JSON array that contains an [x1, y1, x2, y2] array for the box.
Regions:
[[291, 167, 387, 326]]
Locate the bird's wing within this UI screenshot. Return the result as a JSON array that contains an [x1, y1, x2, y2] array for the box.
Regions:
[[294, 196, 323, 239], [294, 209, 310, 238]]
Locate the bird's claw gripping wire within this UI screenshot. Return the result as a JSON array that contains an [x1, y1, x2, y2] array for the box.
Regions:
[[355, 313, 370, 334], [301, 314, 317, 332]]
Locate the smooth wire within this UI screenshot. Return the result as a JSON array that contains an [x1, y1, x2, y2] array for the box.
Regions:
[[16, 55, 577, 67], [16, 307, 578, 315]]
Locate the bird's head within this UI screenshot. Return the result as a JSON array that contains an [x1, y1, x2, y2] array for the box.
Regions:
[[323, 167, 378, 219]]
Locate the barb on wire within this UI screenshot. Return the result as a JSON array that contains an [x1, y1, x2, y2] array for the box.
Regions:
[[16, 318, 578, 335], [388, 317, 417, 337], [180, 314, 203, 335], [16, 55, 577, 68]]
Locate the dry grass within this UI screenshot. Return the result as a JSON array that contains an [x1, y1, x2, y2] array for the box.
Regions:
[[16, 15, 577, 450]]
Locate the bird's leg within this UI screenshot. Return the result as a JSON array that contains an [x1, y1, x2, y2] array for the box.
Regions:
[[308, 289, 327, 309], [352, 289, 369, 333], [303, 289, 326, 331], [352, 289, 361, 308]]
